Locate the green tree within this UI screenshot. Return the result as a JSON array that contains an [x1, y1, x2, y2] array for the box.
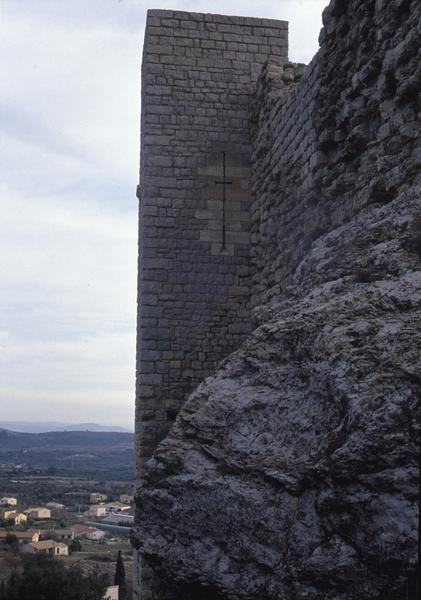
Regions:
[[2, 554, 107, 600], [5, 532, 17, 546], [5, 532, 19, 554], [70, 539, 82, 553], [6, 572, 18, 598], [114, 550, 126, 600], [0, 579, 6, 600]]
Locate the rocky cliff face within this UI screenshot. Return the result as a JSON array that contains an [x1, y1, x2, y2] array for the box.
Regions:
[[133, 0, 421, 598], [135, 180, 420, 599]]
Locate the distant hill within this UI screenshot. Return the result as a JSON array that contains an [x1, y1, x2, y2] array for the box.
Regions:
[[0, 421, 131, 434], [0, 428, 134, 480], [0, 428, 134, 449]]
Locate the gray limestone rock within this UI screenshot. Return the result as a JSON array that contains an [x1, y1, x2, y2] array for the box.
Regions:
[[134, 180, 420, 599]]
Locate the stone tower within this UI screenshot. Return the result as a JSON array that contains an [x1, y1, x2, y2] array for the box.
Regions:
[[135, 10, 289, 599]]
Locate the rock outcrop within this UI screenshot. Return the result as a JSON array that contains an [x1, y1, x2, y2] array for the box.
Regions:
[[136, 179, 420, 599], [133, 0, 421, 597]]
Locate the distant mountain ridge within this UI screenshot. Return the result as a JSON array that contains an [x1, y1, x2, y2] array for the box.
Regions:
[[0, 421, 131, 434], [0, 428, 133, 449]]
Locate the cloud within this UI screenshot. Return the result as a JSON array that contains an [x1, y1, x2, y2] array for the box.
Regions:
[[0, 14, 142, 201], [1, 387, 135, 429], [0, 0, 328, 429], [0, 180, 137, 427]]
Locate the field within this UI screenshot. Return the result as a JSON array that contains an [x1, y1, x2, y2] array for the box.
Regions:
[[0, 475, 133, 509]]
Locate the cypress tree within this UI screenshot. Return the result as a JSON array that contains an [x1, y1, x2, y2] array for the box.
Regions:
[[114, 550, 126, 600]]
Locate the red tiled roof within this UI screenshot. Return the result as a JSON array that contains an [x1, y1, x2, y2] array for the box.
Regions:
[[0, 530, 39, 539]]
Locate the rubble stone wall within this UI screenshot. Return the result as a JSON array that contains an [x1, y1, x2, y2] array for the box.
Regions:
[[251, 0, 421, 312]]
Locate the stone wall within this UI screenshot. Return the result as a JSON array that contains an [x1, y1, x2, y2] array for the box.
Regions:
[[134, 1, 421, 598], [135, 10, 289, 599], [251, 0, 421, 313]]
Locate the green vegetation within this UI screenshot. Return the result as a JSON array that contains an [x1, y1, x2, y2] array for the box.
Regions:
[[5, 533, 17, 546], [70, 539, 82, 553], [0, 554, 108, 600], [5, 533, 19, 555], [0, 475, 132, 509], [0, 429, 134, 480]]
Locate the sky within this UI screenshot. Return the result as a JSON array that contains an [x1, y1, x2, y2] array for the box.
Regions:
[[0, 0, 328, 431]]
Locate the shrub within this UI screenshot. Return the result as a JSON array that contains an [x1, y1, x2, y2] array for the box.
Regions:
[[0, 554, 108, 600]]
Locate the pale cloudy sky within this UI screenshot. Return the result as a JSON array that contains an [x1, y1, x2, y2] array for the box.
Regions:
[[0, 0, 328, 430]]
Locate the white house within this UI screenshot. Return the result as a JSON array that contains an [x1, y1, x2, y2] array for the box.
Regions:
[[119, 494, 134, 504], [53, 542, 69, 556], [72, 524, 106, 541], [4, 510, 27, 525], [86, 528, 106, 541], [25, 507, 51, 519], [88, 505, 107, 518], [0, 530, 40, 543], [45, 502, 65, 510], [27, 540, 69, 556], [90, 492, 107, 504], [105, 501, 130, 513], [104, 586, 119, 600], [0, 497, 17, 506]]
